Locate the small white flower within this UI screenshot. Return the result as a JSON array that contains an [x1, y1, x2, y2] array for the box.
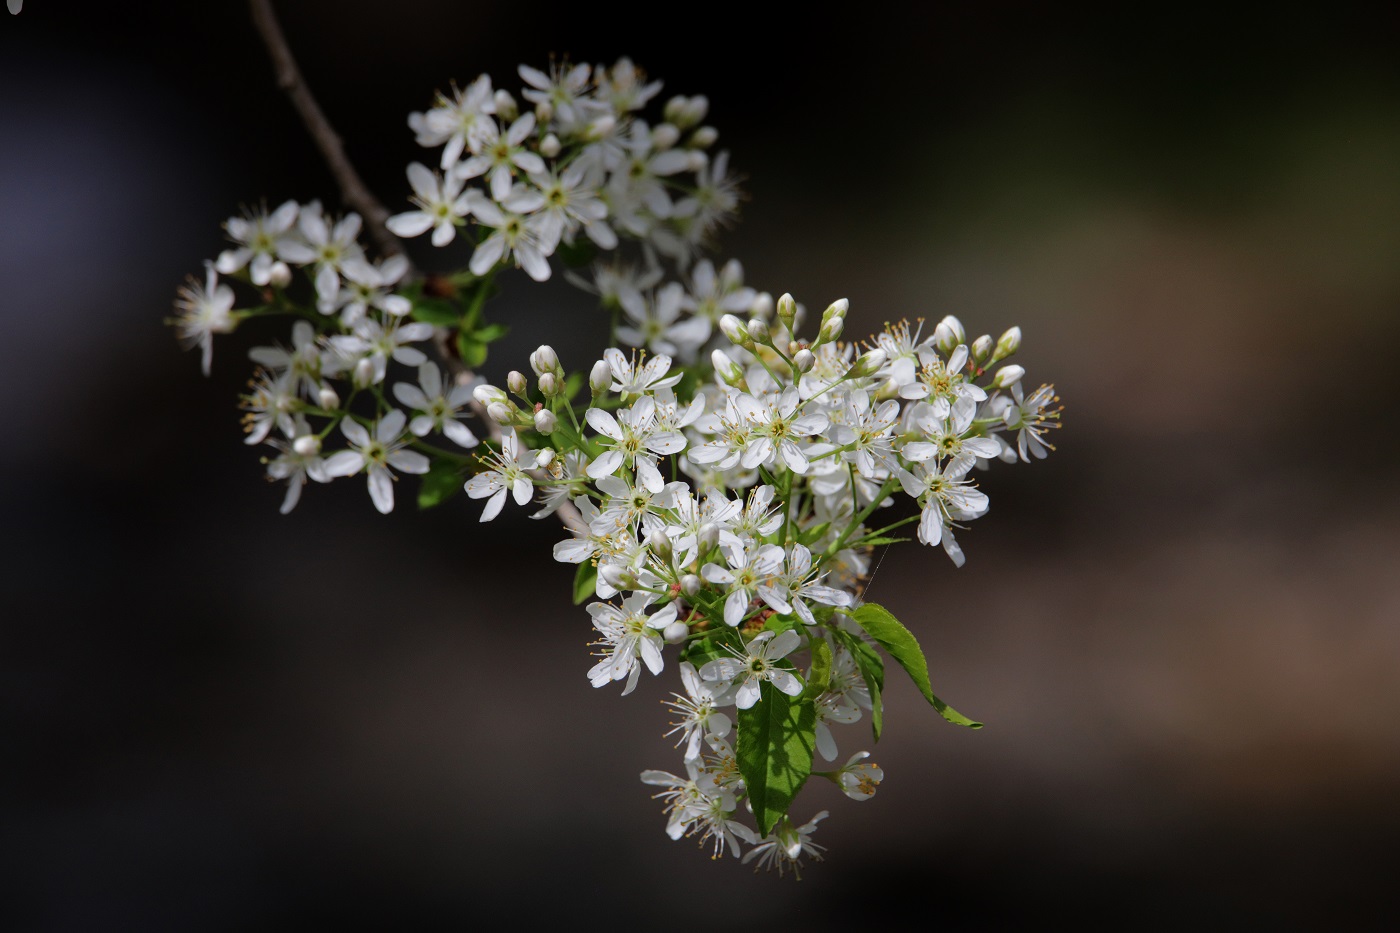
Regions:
[[215, 200, 299, 286], [741, 811, 828, 878], [466, 191, 554, 282], [411, 74, 497, 169], [172, 263, 236, 376], [322, 410, 430, 514], [464, 429, 535, 521], [328, 317, 434, 386], [700, 629, 803, 709], [664, 661, 734, 763], [392, 362, 480, 448], [276, 203, 377, 313], [1001, 382, 1061, 462], [834, 751, 883, 801], [586, 593, 677, 695], [602, 347, 682, 396], [387, 163, 473, 247], [263, 417, 330, 515], [584, 395, 687, 490], [699, 542, 786, 627]]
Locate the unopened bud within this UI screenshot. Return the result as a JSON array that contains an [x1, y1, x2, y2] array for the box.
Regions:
[[534, 100, 553, 123], [317, 384, 340, 410], [680, 573, 702, 597], [711, 349, 744, 387], [822, 298, 849, 322], [589, 359, 612, 397], [645, 529, 673, 562], [487, 401, 513, 425], [538, 372, 560, 398], [539, 133, 561, 158], [687, 150, 708, 172], [533, 447, 556, 469], [652, 123, 680, 150], [474, 384, 507, 406], [990, 364, 1025, 390], [793, 348, 815, 373], [662, 619, 689, 644], [293, 434, 320, 457], [507, 370, 528, 395], [684, 96, 710, 126], [663, 95, 688, 126], [933, 315, 965, 355], [599, 562, 636, 591], [776, 292, 798, 330], [818, 316, 844, 344], [848, 348, 888, 379], [719, 314, 751, 348], [689, 126, 718, 148], [533, 409, 558, 433], [750, 291, 774, 319], [747, 317, 771, 345], [586, 114, 616, 141], [352, 357, 375, 387], [970, 334, 995, 366], [267, 261, 292, 288], [697, 523, 720, 554], [493, 89, 518, 122], [993, 326, 1022, 362], [529, 344, 559, 377]]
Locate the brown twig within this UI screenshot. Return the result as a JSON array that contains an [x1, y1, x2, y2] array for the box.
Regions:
[[248, 0, 406, 264], [247, 0, 585, 533]]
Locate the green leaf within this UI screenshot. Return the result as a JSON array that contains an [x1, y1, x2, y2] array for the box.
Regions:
[[736, 683, 817, 835], [849, 602, 982, 729], [802, 639, 833, 700], [471, 322, 510, 343], [572, 561, 597, 605], [457, 331, 488, 368], [563, 372, 585, 403], [410, 297, 462, 327], [837, 630, 885, 741], [859, 536, 911, 547], [417, 461, 464, 510], [797, 522, 832, 546]]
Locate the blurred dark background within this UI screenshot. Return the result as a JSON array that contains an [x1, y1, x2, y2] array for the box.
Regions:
[[3, 2, 1399, 929]]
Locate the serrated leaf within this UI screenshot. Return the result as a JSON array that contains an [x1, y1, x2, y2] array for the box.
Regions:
[[849, 602, 982, 729], [736, 683, 817, 835], [456, 331, 488, 368], [572, 561, 598, 605], [837, 630, 885, 741], [417, 461, 464, 510], [801, 639, 833, 700], [472, 322, 510, 343], [410, 297, 462, 327]]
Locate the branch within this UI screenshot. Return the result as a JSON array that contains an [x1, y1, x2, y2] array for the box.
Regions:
[[248, 0, 406, 264], [248, 0, 585, 534]]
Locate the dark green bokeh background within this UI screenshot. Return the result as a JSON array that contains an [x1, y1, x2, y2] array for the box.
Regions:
[[3, 3, 1399, 928]]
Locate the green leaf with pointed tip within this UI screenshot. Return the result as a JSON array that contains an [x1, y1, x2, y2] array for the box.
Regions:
[[471, 322, 510, 344], [837, 630, 885, 741], [457, 331, 488, 368], [849, 602, 982, 729], [572, 561, 597, 606], [798, 522, 832, 546], [802, 638, 833, 700], [417, 461, 464, 510], [410, 297, 462, 327], [736, 683, 817, 836]]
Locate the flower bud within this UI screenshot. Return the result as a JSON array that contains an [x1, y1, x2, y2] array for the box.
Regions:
[[539, 133, 561, 158], [317, 384, 340, 410], [645, 529, 673, 562], [933, 315, 965, 355], [586, 114, 616, 141], [663, 95, 688, 126], [711, 349, 744, 387], [352, 357, 375, 388], [970, 334, 995, 366], [818, 316, 844, 345], [747, 317, 771, 345], [751, 291, 775, 319], [533, 447, 556, 469], [533, 409, 558, 433], [493, 89, 518, 122], [687, 150, 708, 172], [697, 523, 721, 554], [689, 126, 718, 149], [267, 261, 293, 288], [599, 562, 637, 591], [684, 96, 710, 126], [529, 345, 559, 377], [651, 123, 680, 150], [990, 364, 1025, 390], [293, 434, 320, 457], [793, 348, 815, 373], [589, 359, 612, 397], [474, 384, 507, 406], [993, 326, 1022, 362], [537, 372, 560, 398], [680, 574, 702, 597], [534, 100, 553, 124], [821, 297, 849, 323], [848, 348, 888, 379], [487, 401, 513, 425], [507, 370, 528, 396], [719, 313, 751, 348], [662, 619, 690, 645], [776, 292, 798, 331]]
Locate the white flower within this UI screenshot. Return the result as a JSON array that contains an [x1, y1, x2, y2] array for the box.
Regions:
[[464, 428, 535, 521], [732, 386, 828, 474], [896, 459, 989, 566], [276, 204, 377, 312], [596, 57, 663, 114], [673, 151, 741, 246], [699, 629, 803, 709], [527, 162, 615, 252], [900, 343, 988, 406], [215, 200, 299, 286], [586, 593, 677, 695], [601, 347, 682, 397], [589, 472, 683, 537], [172, 263, 236, 376], [519, 61, 602, 134], [392, 362, 480, 448], [330, 254, 413, 325], [640, 763, 706, 840], [263, 417, 329, 515], [322, 410, 430, 514], [387, 163, 473, 247], [1001, 382, 1061, 462], [248, 320, 323, 400], [770, 544, 852, 625], [700, 542, 786, 627], [328, 317, 434, 386], [240, 370, 299, 445], [741, 811, 828, 877], [678, 258, 754, 327], [664, 662, 733, 763], [584, 395, 687, 490], [466, 191, 554, 282], [902, 395, 1001, 472], [834, 751, 883, 801], [454, 113, 547, 201], [829, 389, 901, 479], [411, 74, 496, 169], [616, 282, 711, 361]]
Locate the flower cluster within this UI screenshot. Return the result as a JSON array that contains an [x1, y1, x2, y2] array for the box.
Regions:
[[466, 296, 1061, 870]]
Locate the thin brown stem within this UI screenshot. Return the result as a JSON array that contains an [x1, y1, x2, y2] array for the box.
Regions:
[[248, 0, 407, 264]]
